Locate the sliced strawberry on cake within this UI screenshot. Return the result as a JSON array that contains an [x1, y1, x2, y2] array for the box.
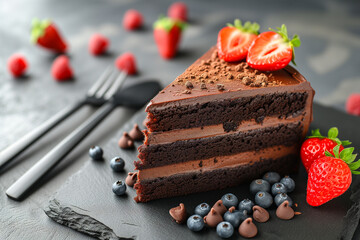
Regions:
[[217, 19, 260, 62], [247, 24, 300, 71]]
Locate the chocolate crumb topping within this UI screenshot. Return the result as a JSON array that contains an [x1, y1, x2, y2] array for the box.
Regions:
[[217, 84, 225, 91], [185, 81, 193, 89], [208, 80, 215, 84], [200, 83, 207, 89]]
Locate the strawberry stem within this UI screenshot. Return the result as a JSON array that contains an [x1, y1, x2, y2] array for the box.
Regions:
[[226, 19, 260, 35], [31, 18, 51, 43], [327, 145, 360, 174], [308, 127, 352, 146], [269, 24, 301, 65]]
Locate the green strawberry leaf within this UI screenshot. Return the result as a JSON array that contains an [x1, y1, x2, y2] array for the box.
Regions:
[[330, 145, 360, 174], [351, 171, 360, 175], [342, 140, 352, 146], [328, 127, 338, 138], [325, 150, 334, 157], [154, 16, 187, 32], [349, 159, 360, 170], [31, 18, 51, 43], [333, 145, 340, 158], [269, 24, 301, 66], [227, 19, 260, 35]]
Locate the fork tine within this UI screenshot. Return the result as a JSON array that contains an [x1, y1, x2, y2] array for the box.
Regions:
[[103, 71, 128, 100], [94, 70, 119, 98], [87, 66, 114, 97]]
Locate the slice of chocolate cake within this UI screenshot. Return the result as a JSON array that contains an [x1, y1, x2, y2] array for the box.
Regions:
[[134, 46, 314, 202]]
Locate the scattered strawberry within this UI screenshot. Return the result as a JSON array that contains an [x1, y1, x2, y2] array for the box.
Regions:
[[51, 55, 73, 81], [123, 9, 143, 31], [7, 54, 28, 77], [217, 19, 259, 62], [89, 34, 109, 56], [153, 16, 186, 59], [346, 94, 360, 116], [115, 52, 137, 75], [168, 2, 188, 22], [31, 18, 67, 53], [300, 127, 350, 172], [307, 145, 360, 206], [247, 24, 301, 71]]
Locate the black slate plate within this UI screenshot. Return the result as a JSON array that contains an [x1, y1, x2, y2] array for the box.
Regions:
[[45, 103, 360, 240]]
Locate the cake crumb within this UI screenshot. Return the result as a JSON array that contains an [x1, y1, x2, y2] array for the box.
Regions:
[[200, 83, 207, 89], [185, 81, 194, 89], [182, 90, 191, 94], [217, 84, 225, 91]]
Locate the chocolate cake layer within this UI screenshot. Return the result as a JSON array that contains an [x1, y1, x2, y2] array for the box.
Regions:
[[136, 122, 302, 169], [135, 154, 299, 203], [147, 92, 308, 132]]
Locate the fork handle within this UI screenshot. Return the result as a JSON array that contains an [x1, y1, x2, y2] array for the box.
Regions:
[[6, 102, 116, 200], [0, 101, 85, 170]]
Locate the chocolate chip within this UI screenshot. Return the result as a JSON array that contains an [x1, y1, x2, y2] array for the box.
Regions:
[[217, 84, 225, 91], [203, 208, 223, 228], [253, 205, 270, 223], [118, 132, 134, 149], [239, 218, 258, 238], [276, 200, 295, 220], [125, 172, 138, 187], [128, 124, 144, 141], [185, 81, 193, 89], [169, 203, 187, 224]]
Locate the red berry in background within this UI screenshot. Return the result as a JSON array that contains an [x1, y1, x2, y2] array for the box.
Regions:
[[89, 34, 109, 56], [51, 55, 73, 81], [300, 127, 349, 172], [7, 54, 28, 77], [153, 16, 186, 59], [247, 24, 301, 71], [346, 94, 360, 116], [217, 19, 259, 62], [168, 2, 188, 22], [123, 9, 143, 31], [31, 18, 67, 53], [115, 52, 137, 75]]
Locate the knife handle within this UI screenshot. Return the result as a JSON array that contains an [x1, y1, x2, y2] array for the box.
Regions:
[[0, 101, 85, 170], [6, 102, 115, 200]]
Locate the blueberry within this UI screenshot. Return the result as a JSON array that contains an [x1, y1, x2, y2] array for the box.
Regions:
[[112, 180, 126, 196], [187, 215, 204, 232], [89, 146, 103, 160], [263, 172, 281, 184], [110, 157, 125, 172], [238, 199, 254, 214], [255, 191, 273, 208], [250, 179, 270, 195], [271, 182, 287, 196], [194, 203, 210, 217], [280, 176, 295, 192], [275, 193, 293, 207], [216, 221, 234, 239], [224, 208, 248, 228], [221, 193, 239, 208]]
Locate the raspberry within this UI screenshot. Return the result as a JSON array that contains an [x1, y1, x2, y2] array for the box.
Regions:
[[7, 54, 28, 77], [346, 93, 360, 116], [123, 9, 143, 30], [89, 34, 109, 56]]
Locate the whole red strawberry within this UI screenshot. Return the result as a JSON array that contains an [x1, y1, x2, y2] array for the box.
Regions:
[[31, 18, 67, 53], [7, 54, 28, 77], [153, 16, 186, 59], [115, 52, 137, 75], [217, 19, 259, 62], [89, 34, 109, 56], [307, 145, 360, 206], [247, 24, 300, 71], [123, 9, 143, 31], [168, 2, 188, 22], [51, 55, 73, 81], [300, 127, 350, 172]]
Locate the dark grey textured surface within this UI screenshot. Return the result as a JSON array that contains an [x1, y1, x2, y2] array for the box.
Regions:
[[46, 104, 360, 240], [0, 0, 359, 239]]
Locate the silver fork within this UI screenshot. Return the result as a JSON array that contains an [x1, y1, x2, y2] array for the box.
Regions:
[[0, 67, 127, 170]]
